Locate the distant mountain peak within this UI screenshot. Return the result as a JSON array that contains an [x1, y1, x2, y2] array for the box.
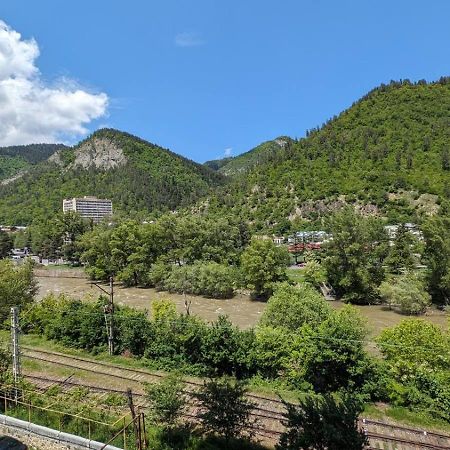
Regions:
[[204, 136, 294, 177]]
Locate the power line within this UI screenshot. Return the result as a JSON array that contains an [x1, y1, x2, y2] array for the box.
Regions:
[[15, 302, 449, 353]]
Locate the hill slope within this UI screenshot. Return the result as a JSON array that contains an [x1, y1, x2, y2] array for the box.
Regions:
[[205, 78, 450, 231], [0, 129, 224, 224], [204, 137, 292, 176], [0, 143, 67, 181]]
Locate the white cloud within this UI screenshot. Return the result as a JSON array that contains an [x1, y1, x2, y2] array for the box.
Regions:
[[224, 147, 232, 157], [0, 20, 108, 145], [174, 32, 204, 47]]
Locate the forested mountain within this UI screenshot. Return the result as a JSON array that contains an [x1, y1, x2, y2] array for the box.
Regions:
[[0, 79, 448, 227], [0, 143, 67, 181], [205, 78, 450, 232], [0, 129, 224, 225], [204, 137, 292, 176], [203, 156, 234, 171]]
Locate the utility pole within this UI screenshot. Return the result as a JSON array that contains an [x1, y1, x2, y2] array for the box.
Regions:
[[10, 307, 21, 402], [127, 388, 141, 450], [92, 276, 114, 355]]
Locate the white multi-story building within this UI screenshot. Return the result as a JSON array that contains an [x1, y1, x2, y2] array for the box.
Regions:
[[63, 196, 113, 223]]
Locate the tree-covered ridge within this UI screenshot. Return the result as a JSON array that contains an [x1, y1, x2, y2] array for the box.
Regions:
[[0, 143, 67, 181], [207, 78, 450, 230], [0, 155, 28, 180], [205, 137, 292, 176], [203, 156, 234, 171], [0, 129, 225, 225], [0, 143, 67, 164]]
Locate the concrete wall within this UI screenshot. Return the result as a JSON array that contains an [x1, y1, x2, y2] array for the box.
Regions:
[[0, 414, 122, 450]]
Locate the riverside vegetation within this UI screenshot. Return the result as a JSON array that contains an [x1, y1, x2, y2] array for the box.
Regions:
[[1, 277, 449, 448], [0, 77, 450, 447]]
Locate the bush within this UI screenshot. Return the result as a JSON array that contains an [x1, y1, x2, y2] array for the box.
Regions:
[[260, 282, 331, 331], [145, 374, 187, 427], [277, 392, 367, 450], [150, 262, 235, 299], [195, 377, 256, 441], [377, 319, 450, 421], [379, 272, 431, 314], [0, 259, 37, 323], [200, 316, 255, 378], [302, 260, 326, 287], [250, 326, 292, 379], [286, 306, 369, 393]]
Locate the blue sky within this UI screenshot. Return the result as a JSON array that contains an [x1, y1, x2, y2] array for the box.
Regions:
[[1, 0, 449, 162]]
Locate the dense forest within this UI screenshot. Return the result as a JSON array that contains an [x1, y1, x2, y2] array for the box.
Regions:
[[205, 78, 450, 231], [0, 143, 67, 181], [0, 79, 448, 227], [0, 129, 224, 224]]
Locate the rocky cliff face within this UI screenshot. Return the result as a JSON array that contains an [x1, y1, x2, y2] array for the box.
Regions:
[[71, 137, 127, 170]]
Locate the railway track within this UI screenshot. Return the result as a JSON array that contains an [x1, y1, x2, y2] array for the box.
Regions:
[[21, 347, 450, 449]]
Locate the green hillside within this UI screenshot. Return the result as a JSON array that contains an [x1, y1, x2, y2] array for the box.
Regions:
[[0, 79, 449, 228], [0, 143, 67, 181], [203, 156, 233, 171], [0, 129, 224, 225], [205, 137, 292, 176], [0, 155, 28, 180], [206, 78, 450, 231]]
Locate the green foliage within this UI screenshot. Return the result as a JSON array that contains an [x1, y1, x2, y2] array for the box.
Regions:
[[291, 305, 369, 393], [323, 208, 388, 304], [0, 338, 10, 385], [277, 393, 367, 450], [208, 79, 450, 230], [376, 319, 450, 421], [379, 272, 431, 314], [0, 155, 28, 180], [0, 129, 224, 225], [29, 212, 90, 263], [214, 137, 292, 176], [0, 143, 66, 164], [0, 230, 13, 258], [145, 374, 187, 427], [200, 316, 254, 378], [260, 282, 331, 331], [80, 214, 250, 290], [147, 426, 268, 450], [156, 262, 236, 299], [422, 214, 450, 304], [250, 326, 292, 378], [203, 157, 234, 171], [240, 237, 290, 299], [195, 377, 256, 441], [0, 144, 66, 181], [302, 260, 326, 287], [377, 319, 449, 373], [385, 224, 420, 274], [0, 259, 37, 323]]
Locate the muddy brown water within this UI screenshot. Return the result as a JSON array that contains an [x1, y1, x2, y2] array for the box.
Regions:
[[36, 276, 264, 328], [36, 276, 448, 334]]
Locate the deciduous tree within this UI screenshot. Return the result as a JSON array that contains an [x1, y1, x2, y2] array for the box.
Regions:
[[277, 393, 367, 450], [240, 237, 290, 300]]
